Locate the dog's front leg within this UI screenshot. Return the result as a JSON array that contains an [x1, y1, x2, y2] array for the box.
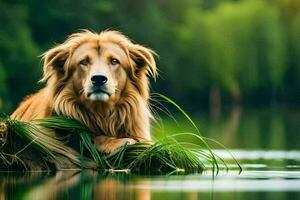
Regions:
[[94, 135, 136, 154]]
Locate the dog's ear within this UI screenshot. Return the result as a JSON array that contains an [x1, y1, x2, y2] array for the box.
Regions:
[[128, 44, 158, 79], [40, 44, 70, 83]]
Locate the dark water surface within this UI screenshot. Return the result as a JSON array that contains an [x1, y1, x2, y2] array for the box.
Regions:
[[1, 106, 300, 200]]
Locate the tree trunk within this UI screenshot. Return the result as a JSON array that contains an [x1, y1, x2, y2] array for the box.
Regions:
[[209, 84, 221, 121]]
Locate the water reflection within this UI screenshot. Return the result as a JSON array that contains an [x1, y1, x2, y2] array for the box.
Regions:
[[23, 171, 83, 200], [0, 171, 153, 200], [1, 166, 300, 200], [153, 106, 300, 150]]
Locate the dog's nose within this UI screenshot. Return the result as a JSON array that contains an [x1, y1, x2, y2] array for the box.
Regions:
[[91, 75, 107, 86]]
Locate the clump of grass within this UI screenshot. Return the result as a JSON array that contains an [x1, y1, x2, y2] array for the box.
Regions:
[[0, 94, 241, 174], [0, 117, 212, 173], [0, 116, 94, 170], [105, 137, 207, 174]]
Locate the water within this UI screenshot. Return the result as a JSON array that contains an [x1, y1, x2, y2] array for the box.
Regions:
[[1, 106, 300, 199]]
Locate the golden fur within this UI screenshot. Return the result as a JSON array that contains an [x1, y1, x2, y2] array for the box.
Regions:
[[11, 30, 157, 153]]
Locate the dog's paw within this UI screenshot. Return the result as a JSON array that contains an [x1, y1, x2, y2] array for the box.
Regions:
[[96, 138, 136, 154]]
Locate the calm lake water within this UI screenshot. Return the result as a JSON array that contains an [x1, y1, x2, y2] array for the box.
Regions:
[[1, 106, 300, 200]]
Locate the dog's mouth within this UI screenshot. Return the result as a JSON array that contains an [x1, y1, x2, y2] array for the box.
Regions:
[[87, 87, 112, 101], [87, 88, 111, 97]]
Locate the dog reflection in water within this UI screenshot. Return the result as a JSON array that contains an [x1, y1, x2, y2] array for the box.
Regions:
[[0, 172, 150, 200], [1, 172, 204, 200]]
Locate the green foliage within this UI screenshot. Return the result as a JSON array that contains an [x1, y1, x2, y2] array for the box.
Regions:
[[0, 0, 300, 110], [0, 64, 8, 110], [175, 0, 289, 98], [0, 116, 236, 174], [290, 15, 300, 86], [0, 1, 40, 111]]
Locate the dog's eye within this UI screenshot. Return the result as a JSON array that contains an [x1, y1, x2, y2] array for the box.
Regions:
[[110, 58, 120, 65], [79, 58, 89, 66]]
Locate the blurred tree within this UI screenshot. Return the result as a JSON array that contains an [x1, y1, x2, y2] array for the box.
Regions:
[[0, 0, 40, 112], [291, 16, 300, 86], [0, 63, 8, 110], [0, 0, 299, 112], [26, 0, 116, 49], [175, 0, 287, 111]]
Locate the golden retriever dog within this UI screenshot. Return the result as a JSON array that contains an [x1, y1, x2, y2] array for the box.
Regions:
[[11, 30, 157, 154]]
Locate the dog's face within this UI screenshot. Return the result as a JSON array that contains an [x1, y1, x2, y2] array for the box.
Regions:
[[72, 41, 128, 102], [42, 30, 157, 104]]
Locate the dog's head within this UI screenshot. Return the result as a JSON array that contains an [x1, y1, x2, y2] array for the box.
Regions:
[[42, 30, 157, 104]]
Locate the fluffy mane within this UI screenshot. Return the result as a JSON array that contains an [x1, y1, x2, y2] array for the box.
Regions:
[[40, 30, 157, 140]]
